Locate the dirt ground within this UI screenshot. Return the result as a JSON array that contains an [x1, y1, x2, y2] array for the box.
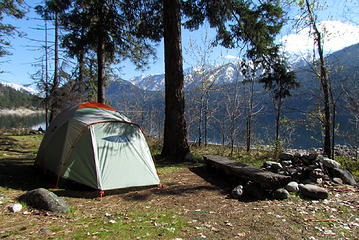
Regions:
[[1, 165, 358, 239], [0, 135, 358, 239]]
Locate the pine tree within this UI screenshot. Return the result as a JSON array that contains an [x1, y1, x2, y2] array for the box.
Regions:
[[260, 61, 298, 149], [0, 0, 26, 60], [55, 0, 162, 104]]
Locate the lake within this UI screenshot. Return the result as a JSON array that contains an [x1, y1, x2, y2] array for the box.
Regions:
[[0, 113, 46, 129]]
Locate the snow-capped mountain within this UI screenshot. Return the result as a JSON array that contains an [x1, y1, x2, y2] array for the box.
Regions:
[[130, 73, 165, 91], [127, 50, 317, 92], [0, 81, 39, 95]]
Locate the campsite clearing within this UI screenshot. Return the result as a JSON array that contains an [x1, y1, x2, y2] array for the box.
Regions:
[[0, 134, 359, 239]]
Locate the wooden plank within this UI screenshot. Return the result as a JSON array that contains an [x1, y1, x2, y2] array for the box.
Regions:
[[203, 155, 291, 190]]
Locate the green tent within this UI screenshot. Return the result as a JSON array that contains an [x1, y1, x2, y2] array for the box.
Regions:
[[35, 102, 160, 190]]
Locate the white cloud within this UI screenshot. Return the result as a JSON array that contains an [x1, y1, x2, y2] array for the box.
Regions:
[[280, 20, 359, 54], [223, 54, 241, 60]]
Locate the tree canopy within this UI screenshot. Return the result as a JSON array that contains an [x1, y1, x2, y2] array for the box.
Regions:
[[0, 0, 26, 60]]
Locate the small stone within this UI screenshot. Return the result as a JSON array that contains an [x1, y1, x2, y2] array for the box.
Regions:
[[281, 160, 292, 167], [263, 161, 283, 170], [272, 188, 290, 200], [332, 177, 343, 184], [8, 203, 22, 213], [231, 185, 244, 199], [40, 228, 52, 234], [285, 181, 299, 192]]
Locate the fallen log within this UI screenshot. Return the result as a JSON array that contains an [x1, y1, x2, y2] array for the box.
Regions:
[[203, 155, 291, 190]]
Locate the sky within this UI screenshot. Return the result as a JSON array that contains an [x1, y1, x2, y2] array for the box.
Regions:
[[0, 0, 358, 87]]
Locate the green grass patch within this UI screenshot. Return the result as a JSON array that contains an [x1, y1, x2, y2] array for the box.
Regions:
[[72, 209, 194, 239], [335, 156, 359, 180]]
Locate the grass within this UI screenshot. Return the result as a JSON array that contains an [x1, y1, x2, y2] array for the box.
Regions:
[[70, 209, 195, 239], [335, 156, 359, 179]]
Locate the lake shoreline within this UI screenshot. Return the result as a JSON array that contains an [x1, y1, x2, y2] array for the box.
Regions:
[[0, 108, 44, 116]]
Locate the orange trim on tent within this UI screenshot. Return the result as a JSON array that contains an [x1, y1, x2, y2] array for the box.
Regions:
[[77, 102, 117, 112]]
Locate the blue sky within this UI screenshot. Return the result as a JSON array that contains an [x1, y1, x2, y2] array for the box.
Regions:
[[1, 0, 358, 87]]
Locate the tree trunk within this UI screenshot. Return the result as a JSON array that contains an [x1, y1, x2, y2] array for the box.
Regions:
[[276, 96, 282, 144], [246, 79, 254, 152], [49, 12, 59, 123], [204, 94, 209, 146], [305, 0, 331, 158], [161, 0, 190, 160], [198, 96, 203, 146], [97, 40, 105, 104], [44, 18, 49, 129]]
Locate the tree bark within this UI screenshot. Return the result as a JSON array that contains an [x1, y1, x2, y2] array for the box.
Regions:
[[161, 0, 190, 160], [305, 0, 331, 158], [97, 1, 105, 104], [49, 12, 59, 123], [246, 79, 254, 152], [276, 95, 282, 145]]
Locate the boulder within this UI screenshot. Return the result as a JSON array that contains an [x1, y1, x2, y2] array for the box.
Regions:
[[203, 155, 291, 190], [262, 161, 283, 171], [279, 152, 294, 161], [231, 185, 244, 199], [285, 181, 299, 192], [299, 184, 329, 200], [319, 156, 342, 169], [272, 188, 290, 200], [244, 181, 266, 200], [18, 188, 70, 213], [329, 167, 357, 186]]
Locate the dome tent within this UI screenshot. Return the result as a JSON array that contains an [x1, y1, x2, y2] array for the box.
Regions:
[[35, 102, 160, 190]]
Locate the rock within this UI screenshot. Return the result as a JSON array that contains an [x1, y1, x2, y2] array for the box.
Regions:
[[279, 152, 294, 161], [319, 156, 342, 169], [18, 188, 70, 213], [280, 160, 292, 167], [263, 161, 283, 171], [8, 203, 22, 213], [285, 181, 299, 192], [332, 177, 343, 184], [203, 155, 291, 190], [185, 152, 193, 162], [231, 185, 244, 199], [307, 153, 318, 161], [329, 167, 357, 186], [299, 184, 329, 200], [244, 181, 266, 200], [40, 228, 53, 234], [272, 188, 290, 200]]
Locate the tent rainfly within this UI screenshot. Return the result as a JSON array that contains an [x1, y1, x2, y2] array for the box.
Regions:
[[35, 102, 160, 190]]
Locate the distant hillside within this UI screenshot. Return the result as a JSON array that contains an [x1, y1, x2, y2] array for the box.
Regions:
[[107, 43, 359, 149], [0, 83, 42, 109]]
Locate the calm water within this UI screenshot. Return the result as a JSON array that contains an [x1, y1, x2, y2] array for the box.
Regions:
[[0, 113, 45, 129]]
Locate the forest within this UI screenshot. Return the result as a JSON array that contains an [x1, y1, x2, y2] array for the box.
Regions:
[[1, 0, 359, 160]]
